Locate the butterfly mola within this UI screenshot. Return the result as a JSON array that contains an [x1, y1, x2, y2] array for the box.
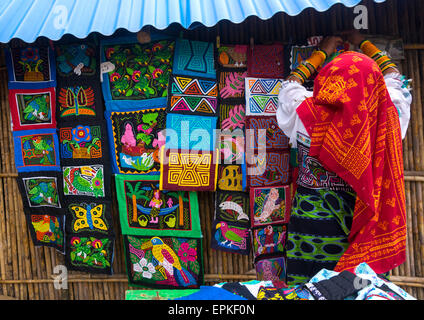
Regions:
[[70, 203, 108, 232]]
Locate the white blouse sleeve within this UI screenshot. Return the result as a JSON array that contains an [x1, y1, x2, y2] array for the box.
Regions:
[[276, 80, 313, 148], [384, 72, 412, 139]]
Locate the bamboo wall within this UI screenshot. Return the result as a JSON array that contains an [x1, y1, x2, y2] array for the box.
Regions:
[[0, 0, 424, 300]]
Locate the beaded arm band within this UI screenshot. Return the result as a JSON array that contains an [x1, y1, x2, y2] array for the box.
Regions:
[[359, 40, 397, 73], [290, 50, 327, 84]]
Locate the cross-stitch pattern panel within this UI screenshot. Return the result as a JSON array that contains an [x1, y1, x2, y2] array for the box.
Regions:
[[218, 70, 247, 102], [255, 255, 287, 282], [173, 38, 216, 79], [216, 45, 248, 69], [245, 116, 289, 150], [56, 80, 104, 122], [101, 40, 175, 103], [216, 164, 245, 192], [245, 77, 283, 116], [5, 45, 56, 89], [25, 213, 65, 253], [246, 149, 290, 187], [252, 224, 287, 258], [250, 185, 291, 228], [65, 198, 114, 236], [167, 75, 218, 116], [59, 121, 108, 165], [215, 190, 250, 227], [13, 129, 61, 172], [65, 235, 114, 274], [115, 174, 201, 238], [55, 42, 98, 80], [106, 107, 166, 174], [247, 44, 285, 78], [165, 113, 217, 151], [62, 164, 110, 198], [159, 147, 218, 192], [17, 171, 64, 215], [211, 220, 250, 255], [219, 103, 246, 131], [124, 235, 203, 289], [8, 87, 56, 131]]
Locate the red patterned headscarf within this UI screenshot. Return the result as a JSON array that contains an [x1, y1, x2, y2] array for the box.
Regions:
[[296, 51, 406, 274]]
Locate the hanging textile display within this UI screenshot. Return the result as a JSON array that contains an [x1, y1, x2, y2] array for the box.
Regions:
[[247, 44, 285, 79], [245, 77, 282, 116]]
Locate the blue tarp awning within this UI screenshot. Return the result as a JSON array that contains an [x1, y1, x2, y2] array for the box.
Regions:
[[0, 0, 386, 43]]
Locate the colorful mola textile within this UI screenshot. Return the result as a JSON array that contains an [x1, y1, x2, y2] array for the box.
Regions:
[[167, 75, 218, 116], [290, 45, 316, 70], [216, 45, 248, 69], [8, 87, 56, 131], [219, 103, 246, 131], [115, 174, 201, 238], [56, 80, 104, 122], [59, 121, 109, 165], [255, 256, 287, 282], [13, 129, 61, 172], [247, 44, 285, 78], [245, 116, 289, 150], [252, 224, 287, 258], [25, 213, 65, 253], [211, 220, 250, 255], [123, 234, 203, 289], [215, 190, 250, 228], [216, 164, 246, 192], [17, 171, 64, 215], [105, 107, 166, 175], [245, 77, 283, 116], [217, 130, 245, 165], [165, 113, 218, 151], [65, 234, 114, 274], [173, 39, 215, 79], [218, 70, 247, 102], [101, 38, 174, 109], [250, 185, 291, 228], [159, 147, 218, 191], [296, 51, 406, 274], [55, 42, 99, 81], [4, 45, 56, 89]]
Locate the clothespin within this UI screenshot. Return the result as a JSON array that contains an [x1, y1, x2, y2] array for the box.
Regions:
[[216, 35, 220, 49]]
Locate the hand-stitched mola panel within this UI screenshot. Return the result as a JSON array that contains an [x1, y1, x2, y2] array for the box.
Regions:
[[216, 164, 245, 192], [17, 171, 64, 215], [218, 70, 247, 102], [55, 42, 98, 81], [250, 185, 291, 228], [173, 39, 216, 79], [255, 255, 287, 282], [65, 199, 114, 236], [211, 220, 250, 255], [101, 40, 175, 104], [115, 174, 201, 238], [252, 224, 287, 258], [165, 113, 218, 151], [65, 235, 114, 274], [245, 78, 283, 116], [62, 164, 110, 198], [219, 103, 246, 131], [56, 80, 104, 122], [217, 130, 245, 165], [216, 45, 248, 69], [4, 45, 56, 89], [246, 149, 290, 187], [25, 213, 65, 253], [245, 116, 289, 150], [159, 147, 218, 191], [13, 129, 61, 172], [105, 107, 166, 174], [290, 45, 316, 70], [215, 190, 250, 227], [247, 44, 285, 78], [167, 75, 218, 116], [124, 235, 203, 288], [59, 121, 108, 165], [8, 87, 56, 131]]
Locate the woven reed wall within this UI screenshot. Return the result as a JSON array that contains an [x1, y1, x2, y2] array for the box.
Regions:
[[0, 0, 423, 300]]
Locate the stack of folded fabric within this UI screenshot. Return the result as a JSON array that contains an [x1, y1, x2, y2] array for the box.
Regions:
[[6, 40, 65, 253], [244, 43, 292, 282], [54, 37, 114, 274], [211, 44, 251, 255], [102, 34, 204, 288]]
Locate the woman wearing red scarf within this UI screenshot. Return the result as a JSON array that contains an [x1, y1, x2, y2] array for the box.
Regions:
[[276, 30, 412, 285]]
